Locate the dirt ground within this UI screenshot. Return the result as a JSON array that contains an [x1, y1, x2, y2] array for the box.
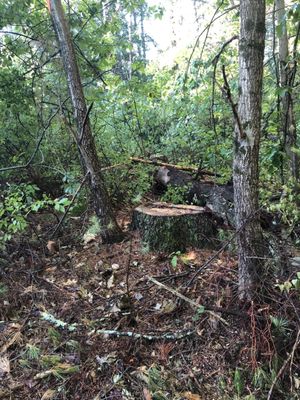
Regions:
[[0, 211, 299, 400]]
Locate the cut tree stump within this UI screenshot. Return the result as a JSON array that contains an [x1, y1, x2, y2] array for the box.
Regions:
[[132, 202, 217, 252]]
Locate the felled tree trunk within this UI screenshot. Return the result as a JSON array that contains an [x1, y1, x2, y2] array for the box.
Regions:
[[132, 203, 217, 252], [154, 166, 234, 226]]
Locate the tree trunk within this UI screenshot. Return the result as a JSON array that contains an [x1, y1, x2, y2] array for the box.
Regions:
[[276, 0, 299, 181], [140, 4, 147, 61], [47, 0, 123, 243], [233, 0, 266, 300]]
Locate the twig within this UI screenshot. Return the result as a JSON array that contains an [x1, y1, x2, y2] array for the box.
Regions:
[[51, 171, 90, 238], [211, 36, 239, 66], [0, 30, 37, 41], [267, 328, 300, 400], [211, 36, 238, 131], [196, 0, 225, 81], [148, 276, 228, 325], [100, 162, 129, 171], [183, 4, 239, 87]]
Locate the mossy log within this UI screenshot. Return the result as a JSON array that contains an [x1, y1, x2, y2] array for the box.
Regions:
[[132, 202, 217, 252]]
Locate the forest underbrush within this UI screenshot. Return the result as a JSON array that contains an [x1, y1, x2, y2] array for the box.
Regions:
[[0, 209, 299, 400]]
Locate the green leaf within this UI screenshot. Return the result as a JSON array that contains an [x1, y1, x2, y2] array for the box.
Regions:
[[171, 255, 178, 268]]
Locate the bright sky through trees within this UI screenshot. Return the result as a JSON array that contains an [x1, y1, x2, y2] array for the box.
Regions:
[[146, 0, 235, 65]]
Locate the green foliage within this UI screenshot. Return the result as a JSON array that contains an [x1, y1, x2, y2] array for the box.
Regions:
[[145, 366, 169, 400], [192, 305, 205, 321], [169, 250, 181, 268], [270, 315, 291, 337], [0, 0, 299, 247], [24, 344, 41, 360], [0, 283, 8, 297], [0, 183, 73, 244], [84, 215, 101, 237], [161, 185, 189, 204], [276, 272, 300, 293], [233, 368, 245, 398], [47, 328, 62, 347], [263, 181, 300, 241], [107, 165, 152, 205], [0, 183, 45, 242]]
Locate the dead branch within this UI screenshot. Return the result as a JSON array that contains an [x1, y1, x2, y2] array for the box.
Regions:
[[148, 276, 228, 325], [221, 64, 245, 139], [94, 328, 195, 341], [130, 156, 220, 177], [100, 162, 129, 171]]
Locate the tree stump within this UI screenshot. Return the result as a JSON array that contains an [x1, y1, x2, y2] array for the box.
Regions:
[[132, 202, 217, 252]]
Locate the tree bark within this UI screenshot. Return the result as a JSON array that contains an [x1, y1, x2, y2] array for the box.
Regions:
[[233, 0, 266, 300], [276, 0, 299, 181], [47, 0, 123, 243]]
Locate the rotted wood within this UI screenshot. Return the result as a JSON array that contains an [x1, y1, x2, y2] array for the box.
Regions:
[[132, 202, 218, 252]]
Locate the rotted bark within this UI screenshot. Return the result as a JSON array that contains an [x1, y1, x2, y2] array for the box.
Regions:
[[47, 0, 123, 243]]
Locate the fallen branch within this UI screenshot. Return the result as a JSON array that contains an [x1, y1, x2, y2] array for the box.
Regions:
[[130, 156, 220, 177], [94, 329, 195, 341], [148, 276, 228, 325], [100, 162, 129, 171], [39, 309, 194, 341]]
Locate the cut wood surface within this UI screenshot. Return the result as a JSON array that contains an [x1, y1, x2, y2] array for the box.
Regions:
[[132, 202, 217, 252]]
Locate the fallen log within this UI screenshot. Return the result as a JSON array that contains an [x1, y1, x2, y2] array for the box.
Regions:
[[132, 202, 218, 252], [154, 166, 234, 226], [130, 156, 220, 177]]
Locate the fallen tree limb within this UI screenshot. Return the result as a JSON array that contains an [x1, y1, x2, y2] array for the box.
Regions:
[[130, 156, 221, 176], [148, 276, 228, 325], [39, 309, 194, 341], [94, 329, 195, 341]]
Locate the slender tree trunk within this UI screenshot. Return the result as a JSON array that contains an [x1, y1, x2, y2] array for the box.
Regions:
[[276, 0, 299, 181], [47, 0, 123, 243], [140, 4, 147, 61], [233, 0, 266, 300]]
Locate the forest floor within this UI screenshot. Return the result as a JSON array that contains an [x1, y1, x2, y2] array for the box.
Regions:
[[0, 209, 299, 400]]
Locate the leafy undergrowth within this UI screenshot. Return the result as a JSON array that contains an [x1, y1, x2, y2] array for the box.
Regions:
[[0, 212, 299, 400]]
